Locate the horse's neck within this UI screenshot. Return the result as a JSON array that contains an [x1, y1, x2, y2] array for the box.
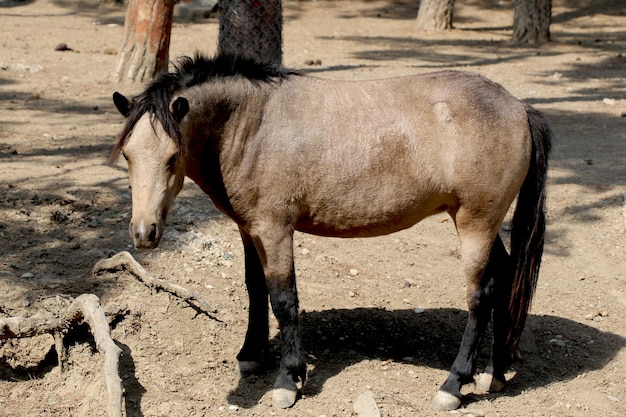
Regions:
[[204, 80, 270, 163], [183, 81, 272, 211]]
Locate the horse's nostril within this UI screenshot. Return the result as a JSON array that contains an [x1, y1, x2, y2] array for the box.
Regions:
[[131, 223, 139, 240], [148, 223, 157, 242]]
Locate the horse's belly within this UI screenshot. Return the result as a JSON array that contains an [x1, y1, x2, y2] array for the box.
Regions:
[[294, 198, 451, 238]]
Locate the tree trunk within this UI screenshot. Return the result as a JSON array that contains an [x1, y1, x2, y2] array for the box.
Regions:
[[218, 0, 283, 66], [415, 0, 455, 31], [512, 0, 551, 44], [111, 0, 175, 83]]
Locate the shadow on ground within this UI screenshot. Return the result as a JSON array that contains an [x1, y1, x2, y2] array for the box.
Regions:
[[227, 307, 625, 409]]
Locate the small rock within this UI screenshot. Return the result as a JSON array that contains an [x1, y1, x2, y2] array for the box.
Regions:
[[549, 336, 566, 347], [354, 390, 380, 417], [414, 307, 425, 314], [349, 268, 359, 276], [585, 310, 609, 320], [602, 98, 616, 106], [607, 395, 620, 402], [301, 248, 310, 255], [54, 43, 73, 52], [228, 404, 239, 410], [21, 272, 35, 279], [86, 248, 106, 259]]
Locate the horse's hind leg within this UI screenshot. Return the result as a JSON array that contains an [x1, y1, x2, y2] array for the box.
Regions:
[[433, 218, 504, 410], [237, 228, 270, 375], [475, 235, 512, 393]]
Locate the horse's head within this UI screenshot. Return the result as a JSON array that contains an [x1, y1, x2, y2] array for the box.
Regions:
[[113, 92, 189, 249]]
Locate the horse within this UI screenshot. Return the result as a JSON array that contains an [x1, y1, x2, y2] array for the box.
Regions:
[[111, 52, 551, 410]]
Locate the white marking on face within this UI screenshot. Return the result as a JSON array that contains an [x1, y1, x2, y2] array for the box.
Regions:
[[122, 114, 184, 248]]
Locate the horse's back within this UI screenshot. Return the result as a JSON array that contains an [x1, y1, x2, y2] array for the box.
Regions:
[[265, 70, 530, 168]]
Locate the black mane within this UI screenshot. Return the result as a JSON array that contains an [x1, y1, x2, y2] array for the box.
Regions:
[[112, 52, 298, 160], [171, 52, 298, 89]]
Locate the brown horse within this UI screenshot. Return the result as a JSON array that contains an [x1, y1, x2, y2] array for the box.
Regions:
[[111, 53, 551, 410]]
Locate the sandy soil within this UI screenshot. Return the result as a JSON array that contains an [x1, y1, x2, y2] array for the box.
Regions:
[[1, 0, 625, 416]]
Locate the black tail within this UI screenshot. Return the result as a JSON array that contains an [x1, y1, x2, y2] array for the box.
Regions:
[[506, 105, 552, 356]]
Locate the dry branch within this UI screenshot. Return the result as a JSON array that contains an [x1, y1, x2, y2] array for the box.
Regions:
[[93, 251, 216, 313], [0, 294, 123, 417], [71, 295, 123, 417]]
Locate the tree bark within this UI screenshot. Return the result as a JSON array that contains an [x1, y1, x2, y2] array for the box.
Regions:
[[218, 0, 283, 66], [415, 0, 455, 31], [512, 0, 551, 44], [111, 0, 175, 83]]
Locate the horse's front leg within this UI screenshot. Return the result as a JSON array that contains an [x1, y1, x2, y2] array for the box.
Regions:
[[236, 227, 270, 376], [249, 224, 306, 408]]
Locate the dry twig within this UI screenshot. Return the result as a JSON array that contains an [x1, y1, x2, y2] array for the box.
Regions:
[[93, 251, 216, 313]]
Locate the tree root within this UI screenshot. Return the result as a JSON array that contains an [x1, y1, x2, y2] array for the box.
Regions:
[[93, 251, 217, 314], [0, 251, 215, 416], [0, 294, 123, 417]]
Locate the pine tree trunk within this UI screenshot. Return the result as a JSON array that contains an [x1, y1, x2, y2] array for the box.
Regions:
[[415, 0, 455, 31], [512, 0, 551, 44], [111, 0, 175, 83], [218, 0, 283, 66]]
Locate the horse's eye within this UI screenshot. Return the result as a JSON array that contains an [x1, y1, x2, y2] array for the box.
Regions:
[[121, 151, 128, 161], [167, 154, 178, 170]]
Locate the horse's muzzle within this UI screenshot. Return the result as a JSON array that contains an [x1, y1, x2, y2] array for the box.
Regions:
[[129, 219, 161, 249]]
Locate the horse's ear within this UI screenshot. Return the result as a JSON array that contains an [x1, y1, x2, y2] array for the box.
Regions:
[[113, 92, 131, 117], [170, 97, 189, 123]]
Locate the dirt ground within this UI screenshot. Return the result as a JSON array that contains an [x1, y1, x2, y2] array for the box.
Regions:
[[1, 0, 625, 416]]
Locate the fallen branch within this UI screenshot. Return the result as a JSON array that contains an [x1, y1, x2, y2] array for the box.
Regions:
[[93, 251, 216, 313], [0, 294, 123, 417]]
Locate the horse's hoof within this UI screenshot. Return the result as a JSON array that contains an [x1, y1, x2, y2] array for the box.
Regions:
[[238, 360, 261, 377], [432, 390, 461, 410], [272, 387, 297, 409], [475, 372, 506, 392]]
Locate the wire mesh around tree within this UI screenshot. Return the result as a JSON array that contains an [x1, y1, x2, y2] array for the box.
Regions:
[[218, 0, 283, 66]]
